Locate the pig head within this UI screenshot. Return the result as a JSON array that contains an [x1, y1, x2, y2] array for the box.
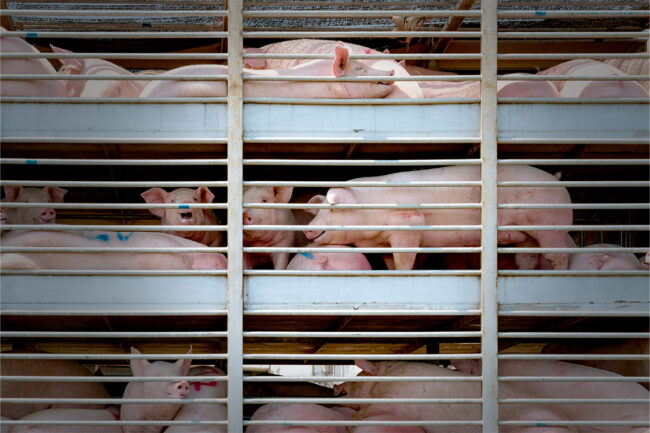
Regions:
[[121, 347, 192, 433], [165, 366, 227, 433], [141, 187, 223, 247], [243, 186, 302, 270], [51, 45, 149, 97], [1, 185, 67, 225]]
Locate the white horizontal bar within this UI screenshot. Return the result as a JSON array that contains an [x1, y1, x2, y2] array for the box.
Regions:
[[0, 331, 226, 338], [498, 181, 649, 187], [499, 158, 650, 165], [244, 10, 483, 18], [243, 158, 482, 166], [500, 376, 649, 382], [0, 353, 220, 360], [0, 9, 226, 17], [1, 158, 227, 165], [497, 31, 648, 38], [498, 52, 650, 60], [244, 180, 482, 187], [500, 421, 649, 427], [245, 269, 482, 276], [243, 31, 482, 38], [1, 31, 228, 38], [0, 376, 227, 383], [500, 398, 649, 404], [1, 203, 227, 210], [244, 397, 482, 404], [243, 375, 482, 382], [1, 247, 226, 253], [498, 332, 649, 338], [2, 420, 227, 427], [498, 225, 647, 231], [498, 203, 649, 210], [242, 331, 481, 338], [243, 354, 481, 360], [0, 270, 227, 276], [497, 74, 648, 81], [0, 180, 227, 187], [245, 420, 482, 427], [500, 354, 649, 360]]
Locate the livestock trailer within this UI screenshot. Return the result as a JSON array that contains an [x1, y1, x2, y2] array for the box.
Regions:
[[1, 0, 649, 431]]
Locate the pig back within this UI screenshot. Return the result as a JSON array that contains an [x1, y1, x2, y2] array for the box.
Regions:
[[1, 357, 109, 420]]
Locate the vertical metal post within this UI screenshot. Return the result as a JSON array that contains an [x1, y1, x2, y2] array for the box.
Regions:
[[226, 0, 244, 432], [480, 1, 499, 432]]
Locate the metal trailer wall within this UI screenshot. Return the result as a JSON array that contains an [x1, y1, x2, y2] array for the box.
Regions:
[[0, 1, 649, 432]]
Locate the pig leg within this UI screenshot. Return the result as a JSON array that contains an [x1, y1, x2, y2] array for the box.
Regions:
[[526, 229, 569, 270], [271, 251, 291, 270], [386, 211, 426, 271]]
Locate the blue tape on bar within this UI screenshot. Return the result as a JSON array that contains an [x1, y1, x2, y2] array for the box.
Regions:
[[179, 204, 190, 209], [534, 11, 546, 16], [26, 32, 38, 38], [26, 159, 37, 165]]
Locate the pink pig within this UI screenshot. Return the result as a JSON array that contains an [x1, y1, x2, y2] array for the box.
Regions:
[[568, 243, 646, 270], [334, 360, 578, 433], [1, 358, 110, 420], [121, 347, 192, 433], [139, 43, 394, 99], [538, 59, 648, 97], [1, 185, 67, 226], [254, 39, 423, 99], [304, 165, 572, 271], [452, 358, 650, 433], [141, 187, 223, 248], [51, 45, 149, 97], [287, 245, 372, 271], [243, 186, 304, 270], [0, 27, 68, 97], [246, 403, 353, 433], [165, 365, 228, 433], [0, 230, 227, 271], [8, 407, 121, 433], [351, 414, 427, 433]]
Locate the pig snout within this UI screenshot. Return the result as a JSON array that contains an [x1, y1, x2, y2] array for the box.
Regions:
[[303, 229, 324, 241], [37, 208, 56, 224], [169, 380, 190, 398]]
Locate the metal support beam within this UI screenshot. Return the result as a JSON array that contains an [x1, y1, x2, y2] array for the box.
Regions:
[[480, 1, 500, 432], [226, 0, 244, 432]]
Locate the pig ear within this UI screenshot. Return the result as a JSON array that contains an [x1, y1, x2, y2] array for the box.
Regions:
[[306, 194, 326, 215], [45, 186, 67, 203], [354, 360, 378, 376], [333, 43, 350, 77], [129, 347, 149, 377], [326, 188, 358, 205], [273, 186, 294, 204], [175, 346, 193, 376], [398, 60, 406, 68], [140, 188, 167, 218], [3, 186, 23, 202], [196, 186, 215, 204], [50, 45, 83, 72]]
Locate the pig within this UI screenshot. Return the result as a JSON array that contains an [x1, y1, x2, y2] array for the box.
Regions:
[[451, 358, 650, 433], [538, 59, 648, 98], [141, 187, 223, 248], [414, 75, 559, 99], [542, 338, 649, 390], [1, 358, 110, 420], [255, 39, 423, 99], [242, 186, 305, 270], [0, 27, 68, 97], [121, 347, 192, 433], [0, 230, 227, 271], [51, 45, 149, 97], [568, 243, 647, 270], [245, 403, 353, 433], [303, 165, 572, 271], [334, 360, 578, 433], [350, 414, 427, 433], [604, 57, 649, 92], [1, 186, 67, 226], [139, 44, 395, 99], [8, 407, 121, 433], [164, 366, 227, 433], [286, 245, 372, 271]]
